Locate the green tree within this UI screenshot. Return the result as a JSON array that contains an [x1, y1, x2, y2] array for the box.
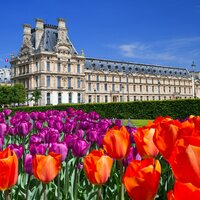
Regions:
[[11, 83, 26, 105], [30, 88, 42, 106], [0, 85, 13, 106]]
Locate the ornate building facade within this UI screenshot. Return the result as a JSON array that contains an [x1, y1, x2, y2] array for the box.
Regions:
[[10, 19, 200, 106]]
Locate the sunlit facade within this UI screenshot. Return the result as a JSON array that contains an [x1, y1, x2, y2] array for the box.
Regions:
[[10, 19, 200, 106]]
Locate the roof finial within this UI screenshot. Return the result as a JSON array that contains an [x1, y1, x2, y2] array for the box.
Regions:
[[81, 49, 84, 56], [11, 53, 14, 59]]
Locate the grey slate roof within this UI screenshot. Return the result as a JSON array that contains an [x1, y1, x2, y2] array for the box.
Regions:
[[85, 58, 191, 78], [31, 24, 77, 54]]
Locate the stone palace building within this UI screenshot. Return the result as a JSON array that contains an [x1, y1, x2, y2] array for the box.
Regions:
[[10, 18, 200, 106]]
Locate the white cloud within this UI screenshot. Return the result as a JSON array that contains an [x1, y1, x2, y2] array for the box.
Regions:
[[106, 36, 200, 67]]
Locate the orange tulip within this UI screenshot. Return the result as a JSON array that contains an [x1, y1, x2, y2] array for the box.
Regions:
[[134, 126, 159, 158], [153, 119, 182, 160], [83, 149, 113, 185], [103, 126, 130, 160], [33, 152, 61, 183], [0, 148, 18, 191], [167, 181, 200, 200], [168, 137, 200, 187], [123, 158, 161, 200]]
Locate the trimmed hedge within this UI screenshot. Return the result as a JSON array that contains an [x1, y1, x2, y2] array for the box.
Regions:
[[1, 99, 200, 119]]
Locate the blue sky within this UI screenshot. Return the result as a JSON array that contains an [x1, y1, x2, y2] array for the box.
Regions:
[[0, 0, 200, 70]]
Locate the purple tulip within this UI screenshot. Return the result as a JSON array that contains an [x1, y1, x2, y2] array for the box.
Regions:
[[72, 138, 90, 157], [38, 112, 46, 121], [96, 133, 105, 148], [44, 128, 60, 143], [75, 129, 84, 138], [30, 112, 39, 121], [115, 119, 122, 127], [8, 126, 17, 136], [63, 122, 74, 134], [86, 129, 98, 142], [35, 121, 43, 130], [123, 147, 141, 167], [54, 121, 63, 132], [30, 134, 43, 144], [3, 109, 12, 116], [88, 111, 99, 120], [0, 123, 8, 137], [24, 154, 33, 175], [16, 121, 32, 136], [8, 144, 24, 159], [49, 143, 68, 161], [30, 143, 48, 156], [64, 134, 78, 148]]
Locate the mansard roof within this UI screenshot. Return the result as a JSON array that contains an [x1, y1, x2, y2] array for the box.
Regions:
[[31, 24, 77, 54], [85, 57, 191, 78]]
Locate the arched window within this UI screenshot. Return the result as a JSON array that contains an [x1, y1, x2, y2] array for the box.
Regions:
[[47, 93, 51, 105], [69, 92, 72, 103], [58, 93, 62, 104]]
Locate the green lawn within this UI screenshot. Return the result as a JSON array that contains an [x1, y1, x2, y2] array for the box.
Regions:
[[123, 119, 153, 127]]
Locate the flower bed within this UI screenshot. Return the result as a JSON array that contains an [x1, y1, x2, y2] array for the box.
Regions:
[[0, 108, 199, 199]]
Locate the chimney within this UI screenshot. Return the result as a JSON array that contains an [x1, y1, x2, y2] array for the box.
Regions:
[[35, 18, 44, 49], [22, 24, 32, 46], [57, 18, 67, 43]]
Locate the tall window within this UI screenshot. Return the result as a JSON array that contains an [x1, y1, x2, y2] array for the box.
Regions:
[[97, 95, 100, 102], [120, 84, 122, 92], [68, 77, 71, 88], [69, 92, 72, 103], [112, 84, 115, 91], [89, 95, 92, 103], [104, 83, 107, 91], [104, 75, 107, 81], [174, 87, 176, 93], [169, 86, 171, 93], [58, 93, 62, 104], [133, 85, 136, 92], [147, 96, 149, 101], [146, 85, 148, 92], [163, 86, 166, 93], [68, 64, 71, 73], [120, 96, 123, 102], [112, 76, 114, 82], [97, 75, 99, 81], [97, 83, 100, 91], [134, 96, 136, 101], [152, 85, 154, 92], [77, 78, 81, 88], [35, 76, 38, 87], [78, 93, 81, 103], [47, 93, 51, 105], [140, 85, 142, 92], [88, 83, 91, 91], [47, 62, 50, 71], [105, 95, 108, 102], [47, 76, 50, 87], [88, 74, 91, 81], [77, 64, 80, 73], [36, 62, 38, 71], [57, 63, 61, 72], [57, 76, 61, 88]]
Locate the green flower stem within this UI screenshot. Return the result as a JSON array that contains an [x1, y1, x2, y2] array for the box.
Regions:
[[57, 173, 60, 200], [97, 186, 102, 200], [64, 158, 69, 199], [4, 190, 10, 200], [42, 184, 46, 200], [73, 158, 79, 200], [119, 160, 124, 200], [25, 174, 31, 200]]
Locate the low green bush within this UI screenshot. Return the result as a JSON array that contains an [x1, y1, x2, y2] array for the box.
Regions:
[[1, 99, 200, 119]]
